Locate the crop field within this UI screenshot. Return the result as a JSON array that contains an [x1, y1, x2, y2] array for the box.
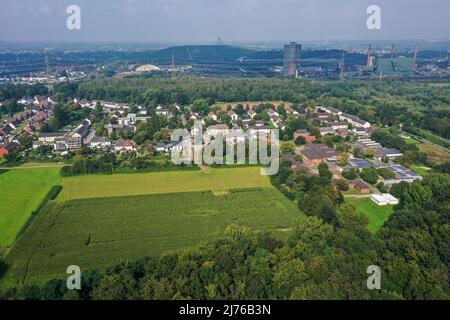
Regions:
[[346, 198, 394, 233], [59, 167, 271, 200], [0, 168, 61, 246], [2, 189, 302, 287]]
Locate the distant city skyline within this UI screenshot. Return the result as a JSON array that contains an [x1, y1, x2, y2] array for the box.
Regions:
[[0, 0, 449, 43]]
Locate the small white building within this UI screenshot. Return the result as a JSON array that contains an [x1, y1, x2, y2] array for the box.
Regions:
[[370, 193, 399, 206]]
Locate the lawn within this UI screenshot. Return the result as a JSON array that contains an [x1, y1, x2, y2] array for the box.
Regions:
[[59, 167, 271, 201], [345, 198, 394, 233], [0, 168, 61, 246], [410, 165, 431, 176], [2, 189, 302, 287], [404, 137, 421, 145]]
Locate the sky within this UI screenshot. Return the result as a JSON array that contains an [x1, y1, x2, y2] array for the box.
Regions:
[[0, 0, 449, 43]]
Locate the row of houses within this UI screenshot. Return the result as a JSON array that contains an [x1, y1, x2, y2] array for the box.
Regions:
[[317, 106, 371, 129]]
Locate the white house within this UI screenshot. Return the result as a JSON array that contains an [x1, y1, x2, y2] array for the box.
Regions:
[[247, 109, 257, 119], [227, 110, 239, 121], [90, 136, 112, 149]]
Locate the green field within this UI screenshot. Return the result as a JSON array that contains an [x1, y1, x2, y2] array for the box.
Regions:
[[346, 198, 394, 233], [2, 189, 302, 287], [59, 167, 271, 200], [404, 137, 421, 145], [410, 165, 431, 176], [1, 167, 303, 287], [0, 168, 61, 246]]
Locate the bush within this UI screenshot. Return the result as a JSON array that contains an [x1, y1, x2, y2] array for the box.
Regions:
[[294, 136, 306, 146], [0, 169, 9, 175], [377, 168, 396, 179], [342, 169, 358, 180], [335, 179, 349, 191], [360, 167, 379, 184], [0, 259, 7, 279], [318, 163, 332, 180]]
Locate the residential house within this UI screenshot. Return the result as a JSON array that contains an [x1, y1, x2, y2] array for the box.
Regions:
[[285, 106, 299, 117], [317, 113, 330, 121], [113, 139, 137, 153], [247, 109, 257, 120], [294, 129, 316, 143], [248, 126, 272, 140], [156, 105, 172, 118], [207, 112, 218, 121], [38, 132, 66, 144], [339, 113, 371, 129], [0, 142, 19, 157], [353, 127, 368, 137], [227, 110, 239, 121], [318, 106, 342, 115], [300, 143, 338, 167], [267, 108, 279, 117], [320, 127, 335, 136], [331, 122, 348, 130], [90, 136, 112, 149], [270, 115, 285, 130], [349, 179, 371, 194], [54, 137, 82, 151]]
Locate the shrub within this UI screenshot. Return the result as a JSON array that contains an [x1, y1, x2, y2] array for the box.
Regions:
[[335, 179, 349, 191], [342, 169, 358, 180], [360, 167, 379, 184], [377, 168, 396, 179]]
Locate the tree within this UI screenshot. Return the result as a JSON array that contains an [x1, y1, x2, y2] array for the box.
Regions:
[[318, 163, 333, 180], [281, 141, 296, 155], [360, 167, 379, 184], [294, 136, 306, 146], [335, 179, 349, 191], [342, 169, 358, 180], [377, 168, 396, 179], [18, 134, 33, 149]]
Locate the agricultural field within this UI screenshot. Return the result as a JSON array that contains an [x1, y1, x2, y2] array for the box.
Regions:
[[59, 167, 271, 200], [1, 188, 302, 287], [0, 168, 61, 247], [345, 198, 394, 233]]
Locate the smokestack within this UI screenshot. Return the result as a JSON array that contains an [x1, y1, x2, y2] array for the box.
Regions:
[[413, 45, 419, 71], [367, 44, 372, 67]]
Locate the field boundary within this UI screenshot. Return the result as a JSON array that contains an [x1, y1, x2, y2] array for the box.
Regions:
[[14, 185, 63, 241]]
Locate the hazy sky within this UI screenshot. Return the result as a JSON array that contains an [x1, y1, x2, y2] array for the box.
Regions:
[[0, 0, 449, 43]]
